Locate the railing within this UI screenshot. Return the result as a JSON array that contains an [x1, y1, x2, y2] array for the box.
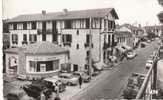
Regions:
[[136, 52, 159, 99]]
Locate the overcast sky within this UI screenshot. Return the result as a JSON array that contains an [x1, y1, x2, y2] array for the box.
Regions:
[[2, 0, 163, 26]]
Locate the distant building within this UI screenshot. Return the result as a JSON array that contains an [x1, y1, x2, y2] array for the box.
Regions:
[[6, 8, 119, 73], [158, 0, 163, 23], [144, 25, 163, 37]]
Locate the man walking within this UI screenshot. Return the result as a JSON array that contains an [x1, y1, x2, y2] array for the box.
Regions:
[[79, 75, 83, 89]]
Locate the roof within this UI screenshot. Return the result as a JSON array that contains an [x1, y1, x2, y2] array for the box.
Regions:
[[144, 25, 163, 30], [5, 41, 69, 55], [7, 8, 119, 22]]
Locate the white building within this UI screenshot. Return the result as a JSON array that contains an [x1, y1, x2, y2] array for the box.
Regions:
[[7, 8, 119, 72]]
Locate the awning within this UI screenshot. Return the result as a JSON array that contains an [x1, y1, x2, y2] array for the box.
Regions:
[[122, 44, 132, 50], [116, 46, 126, 53]]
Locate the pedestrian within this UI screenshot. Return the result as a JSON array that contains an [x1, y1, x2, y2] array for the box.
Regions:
[[78, 75, 83, 89]]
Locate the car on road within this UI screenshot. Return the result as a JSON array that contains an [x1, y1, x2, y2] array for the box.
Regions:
[[145, 59, 154, 69], [58, 73, 78, 86], [126, 51, 137, 59], [43, 77, 66, 92], [73, 71, 91, 82]]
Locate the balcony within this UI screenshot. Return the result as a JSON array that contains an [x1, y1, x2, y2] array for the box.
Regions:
[[63, 42, 71, 47], [29, 41, 36, 44], [12, 41, 18, 44]]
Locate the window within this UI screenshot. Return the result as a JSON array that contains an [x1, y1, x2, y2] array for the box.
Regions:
[[31, 22, 36, 29], [29, 60, 59, 72], [42, 34, 46, 41], [108, 35, 110, 46], [12, 34, 18, 44], [77, 30, 79, 35], [76, 44, 79, 49], [64, 20, 72, 29], [62, 34, 72, 43], [42, 21, 46, 32], [23, 34, 27, 41], [13, 23, 17, 30], [23, 22, 27, 30], [86, 34, 90, 44], [86, 19, 90, 29], [29, 34, 37, 42], [52, 34, 58, 42]]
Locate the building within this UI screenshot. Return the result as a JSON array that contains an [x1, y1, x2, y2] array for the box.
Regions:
[[5, 41, 69, 79], [158, 0, 163, 23], [6, 8, 119, 72], [144, 25, 163, 37]]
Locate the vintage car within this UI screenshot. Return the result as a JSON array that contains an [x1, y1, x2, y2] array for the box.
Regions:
[[145, 59, 154, 69], [58, 73, 78, 85], [43, 77, 66, 92], [23, 80, 53, 99], [123, 73, 145, 99], [73, 71, 91, 82], [126, 51, 137, 59]]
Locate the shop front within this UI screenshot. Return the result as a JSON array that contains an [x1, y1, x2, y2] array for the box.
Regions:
[[5, 41, 69, 79]]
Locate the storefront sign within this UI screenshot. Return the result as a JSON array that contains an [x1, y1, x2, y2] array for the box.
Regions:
[[33, 56, 57, 61]]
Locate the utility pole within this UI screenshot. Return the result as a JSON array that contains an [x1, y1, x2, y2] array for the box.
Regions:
[[89, 17, 92, 79]]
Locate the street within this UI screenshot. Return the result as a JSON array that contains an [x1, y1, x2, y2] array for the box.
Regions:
[[71, 41, 159, 100]]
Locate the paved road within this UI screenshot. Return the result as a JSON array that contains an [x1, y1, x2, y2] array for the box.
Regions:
[[72, 41, 159, 100]]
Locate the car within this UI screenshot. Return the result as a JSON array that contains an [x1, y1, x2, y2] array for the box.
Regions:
[[23, 80, 53, 99], [126, 51, 137, 59], [58, 73, 78, 86], [147, 40, 151, 43], [43, 77, 66, 92], [145, 60, 154, 69], [17, 74, 27, 80], [73, 71, 91, 82]]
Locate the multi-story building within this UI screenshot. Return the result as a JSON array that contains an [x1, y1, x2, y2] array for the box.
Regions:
[[158, 0, 163, 23], [6, 8, 119, 72], [144, 25, 163, 37]]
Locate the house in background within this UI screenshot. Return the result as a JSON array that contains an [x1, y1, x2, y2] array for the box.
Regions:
[[144, 25, 163, 37], [6, 8, 119, 74]]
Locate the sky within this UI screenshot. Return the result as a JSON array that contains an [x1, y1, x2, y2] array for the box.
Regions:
[[2, 0, 163, 26]]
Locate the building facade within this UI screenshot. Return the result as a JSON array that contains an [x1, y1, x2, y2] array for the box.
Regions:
[[7, 8, 119, 72]]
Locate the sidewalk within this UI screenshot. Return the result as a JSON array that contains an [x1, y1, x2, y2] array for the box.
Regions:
[[51, 62, 121, 100]]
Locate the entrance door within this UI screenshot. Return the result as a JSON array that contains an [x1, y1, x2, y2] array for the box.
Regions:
[[73, 64, 78, 72], [8, 57, 17, 76]]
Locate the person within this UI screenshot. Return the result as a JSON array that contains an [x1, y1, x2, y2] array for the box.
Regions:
[[78, 75, 83, 89]]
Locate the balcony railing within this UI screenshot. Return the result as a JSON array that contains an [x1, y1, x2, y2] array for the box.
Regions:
[[37, 29, 54, 34], [136, 50, 159, 99], [22, 41, 28, 45]]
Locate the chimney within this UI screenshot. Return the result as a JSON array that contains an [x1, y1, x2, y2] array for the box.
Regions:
[[63, 9, 68, 14], [42, 10, 46, 15]]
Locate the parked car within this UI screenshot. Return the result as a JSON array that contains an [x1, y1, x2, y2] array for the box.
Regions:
[[17, 74, 27, 80], [43, 77, 66, 92], [6, 88, 25, 100], [92, 70, 101, 77], [73, 71, 91, 82], [58, 73, 78, 85], [145, 59, 154, 69], [23, 80, 53, 99], [126, 51, 137, 59]]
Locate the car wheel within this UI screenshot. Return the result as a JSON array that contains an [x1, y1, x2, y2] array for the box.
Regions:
[[67, 82, 71, 86]]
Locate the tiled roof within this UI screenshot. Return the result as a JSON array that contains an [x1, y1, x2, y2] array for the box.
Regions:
[[7, 8, 119, 22], [5, 41, 69, 55]]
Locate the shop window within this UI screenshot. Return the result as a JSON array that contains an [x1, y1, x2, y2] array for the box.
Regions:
[[86, 19, 90, 29], [23, 34, 27, 41], [73, 64, 78, 71], [29, 34, 37, 43], [77, 30, 79, 35], [52, 34, 58, 43]]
